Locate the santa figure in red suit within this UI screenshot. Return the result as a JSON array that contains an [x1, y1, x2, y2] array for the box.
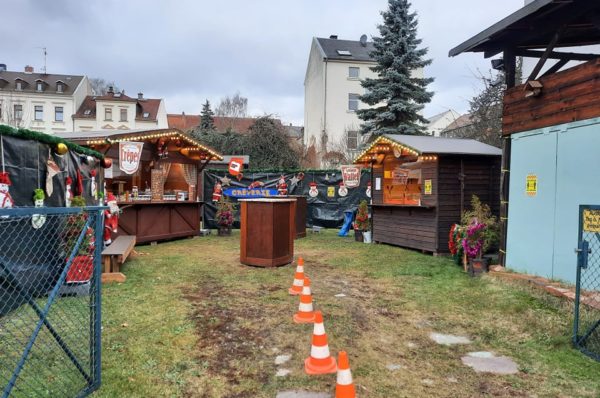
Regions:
[[277, 175, 288, 196], [0, 172, 14, 209], [212, 182, 222, 202], [104, 193, 120, 247]]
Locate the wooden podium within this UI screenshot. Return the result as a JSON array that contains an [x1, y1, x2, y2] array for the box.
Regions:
[[239, 198, 296, 267]]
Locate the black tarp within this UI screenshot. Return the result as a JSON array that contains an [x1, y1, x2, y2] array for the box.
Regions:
[[202, 169, 371, 229]]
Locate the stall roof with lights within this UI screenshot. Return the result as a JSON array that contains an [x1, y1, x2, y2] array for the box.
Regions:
[[56, 128, 223, 161], [354, 134, 501, 164]]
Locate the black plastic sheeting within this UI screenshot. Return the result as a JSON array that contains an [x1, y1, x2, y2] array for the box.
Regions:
[[202, 170, 371, 229], [1, 134, 100, 207]]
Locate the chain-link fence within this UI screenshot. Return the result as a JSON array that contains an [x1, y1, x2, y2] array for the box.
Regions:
[[574, 205, 600, 362], [0, 207, 105, 397]]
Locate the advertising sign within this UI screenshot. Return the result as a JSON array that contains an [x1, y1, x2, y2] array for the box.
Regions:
[[119, 142, 144, 175], [224, 188, 279, 198], [583, 209, 600, 233], [526, 174, 537, 197], [340, 165, 361, 188], [228, 158, 244, 176], [424, 179, 432, 195]]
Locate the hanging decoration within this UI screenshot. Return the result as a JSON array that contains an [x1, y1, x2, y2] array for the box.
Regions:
[[104, 193, 120, 247], [119, 142, 144, 174], [157, 138, 168, 159], [248, 181, 265, 189], [308, 181, 319, 198], [45, 155, 60, 197], [212, 181, 223, 202], [0, 172, 14, 209], [90, 169, 98, 199], [31, 189, 46, 229], [341, 165, 361, 188], [101, 157, 113, 169], [220, 175, 232, 187], [366, 181, 372, 198], [236, 173, 244, 182], [277, 175, 288, 196], [76, 169, 84, 196], [56, 142, 69, 155], [65, 176, 73, 207], [338, 181, 348, 197], [228, 157, 244, 176]]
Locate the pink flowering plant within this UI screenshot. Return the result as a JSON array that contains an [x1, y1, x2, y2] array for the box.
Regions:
[[459, 195, 499, 259], [215, 195, 235, 227], [462, 221, 486, 259]]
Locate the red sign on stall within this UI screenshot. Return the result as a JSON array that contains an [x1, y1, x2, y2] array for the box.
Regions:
[[119, 142, 144, 175], [228, 158, 244, 176], [341, 165, 361, 188]]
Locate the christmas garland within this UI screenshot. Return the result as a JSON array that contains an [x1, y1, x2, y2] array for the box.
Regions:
[[0, 124, 104, 159], [205, 167, 371, 174]]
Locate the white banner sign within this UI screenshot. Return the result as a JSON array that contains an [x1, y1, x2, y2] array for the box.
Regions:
[[340, 165, 361, 188], [119, 142, 144, 174]]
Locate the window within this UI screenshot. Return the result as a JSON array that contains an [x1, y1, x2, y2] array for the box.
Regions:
[[84, 109, 92, 116], [14, 104, 23, 120], [337, 50, 352, 56], [16, 81, 22, 91], [34, 105, 43, 121], [105, 108, 112, 121], [120, 108, 127, 122], [348, 94, 359, 111], [36, 82, 43, 91], [347, 131, 359, 150], [383, 157, 422, 205], [348, 67, 359, 79], [142, 112, 150, 118], [55, 106, 63, 122], [57, 83, 63, 93]]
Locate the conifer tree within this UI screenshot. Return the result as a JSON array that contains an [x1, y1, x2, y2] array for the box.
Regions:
[[358, 0, 434, 136], [200, 100, 215, 132]]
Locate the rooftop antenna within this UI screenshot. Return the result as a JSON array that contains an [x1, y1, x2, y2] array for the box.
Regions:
[[35, 46, 47, 73]]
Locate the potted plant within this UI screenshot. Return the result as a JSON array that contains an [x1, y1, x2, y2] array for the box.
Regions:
[[353, 221, 364, 242], [460, 196, 499, 276], [215, 195, 235, 236], [355, 200, 371, 244]]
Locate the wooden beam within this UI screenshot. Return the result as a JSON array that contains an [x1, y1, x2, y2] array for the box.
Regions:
[[541, 59, 569, 78], [528, 27, 563, 81], [504, 49, 517, 88], [515, 49, 599, 61]]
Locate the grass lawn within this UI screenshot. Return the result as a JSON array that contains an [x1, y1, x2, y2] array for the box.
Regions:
[[94, 230, 600, 397]]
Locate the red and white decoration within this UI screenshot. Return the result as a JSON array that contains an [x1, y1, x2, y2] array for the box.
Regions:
[[0, 172, 14, 209], [341, 165, 361, 188], [65, 176, 73, 207], [90, 169, 98, 199], [228, 157, 244, 176], [277, 175, 288, 196], [212, 182, 223, 202], [119, 141, 144, 174], [308, 181, 319, 198], [366, 181, 372, 198], [104, 193, 120, 247], [46, 157, 60, 197], [338, 182, 348, 197]]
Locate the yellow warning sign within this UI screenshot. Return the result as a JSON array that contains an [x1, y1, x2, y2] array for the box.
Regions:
[[327, 186, 335, 198], [526, 174, 537, 197], [583, 209, 600, 232], [424, 179, 432, 195]]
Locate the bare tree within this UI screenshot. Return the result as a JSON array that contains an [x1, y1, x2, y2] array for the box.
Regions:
[[215, 92, 248, 118], [89, 78, 120, 96], [2, 93, 26, 129]]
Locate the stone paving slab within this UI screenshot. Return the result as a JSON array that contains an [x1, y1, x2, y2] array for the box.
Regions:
[[429, 332, 472, 345], [461, 352, 519, 375]]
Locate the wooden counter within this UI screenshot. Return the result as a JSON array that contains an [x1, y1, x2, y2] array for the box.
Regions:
[[239, 198, 296, 267], [273, 195, 307, 239], [115, 201, 202, 244]]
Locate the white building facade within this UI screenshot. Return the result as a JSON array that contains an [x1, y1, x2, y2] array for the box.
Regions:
[[0, 65, 91, 134], [426, 109, 461, 137]]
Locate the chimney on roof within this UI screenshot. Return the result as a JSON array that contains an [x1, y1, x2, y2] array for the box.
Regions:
[[0, 64, 6, 72], [108, 86, 114, 95], [329, 35, 338, 39], [24, 65, 34, 74], [138, 92, 144, 100], [360, 34, 368, 47]]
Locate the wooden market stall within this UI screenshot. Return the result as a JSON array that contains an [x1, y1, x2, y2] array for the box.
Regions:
[[57, 128, 222, 243], [355, 134, 501, 254]]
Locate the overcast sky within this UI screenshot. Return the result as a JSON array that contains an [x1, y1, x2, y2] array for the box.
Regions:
[[2, 0, 525, 125]]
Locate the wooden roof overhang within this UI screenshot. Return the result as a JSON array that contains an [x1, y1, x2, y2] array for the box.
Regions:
[[353, 136, 431, 166]]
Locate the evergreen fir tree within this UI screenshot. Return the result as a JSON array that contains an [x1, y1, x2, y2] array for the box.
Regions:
[[200, 100, 215, 131], [357, 0, 434, 136]]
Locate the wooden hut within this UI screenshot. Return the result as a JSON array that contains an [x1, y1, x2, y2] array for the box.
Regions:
[[354, 134, 501, 254], [57, 128, 222, 243]]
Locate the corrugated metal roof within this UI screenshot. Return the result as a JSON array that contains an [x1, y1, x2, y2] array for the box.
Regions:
[[384, 134, 501, 156]]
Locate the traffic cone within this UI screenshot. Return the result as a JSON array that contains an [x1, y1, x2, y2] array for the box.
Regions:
[[289, 257, 305, 295], [304, 310, 337, 375], [293, 276, 316, 323], [335, 351, 356, 398]]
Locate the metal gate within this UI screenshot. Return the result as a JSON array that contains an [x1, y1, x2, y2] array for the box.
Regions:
[[0, 206, 105, 397], [574, 205, 600, 361]]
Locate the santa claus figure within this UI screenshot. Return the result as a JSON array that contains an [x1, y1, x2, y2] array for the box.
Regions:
[[308, 181, 319, 198], [65, 176, 73, 207], [277, 175, 288, 196], [212, 182, 222, 202], [366, 181, 372, 198], [338, 181, 348, 197], [104, 193, 120, 247], [0, 172, 14, 210]]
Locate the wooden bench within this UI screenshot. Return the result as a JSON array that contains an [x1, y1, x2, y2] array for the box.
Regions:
[[101, 235, 136, 283]]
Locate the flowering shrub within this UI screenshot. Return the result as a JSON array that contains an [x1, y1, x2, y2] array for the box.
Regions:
[[462, 222, 486, 259], [215, 196, 235, 227], [355, 200, 370, 231]]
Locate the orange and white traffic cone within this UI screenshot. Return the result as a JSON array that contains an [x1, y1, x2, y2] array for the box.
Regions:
[[304, 310, 337, 375], [289, 257, 305, 295], [335, 351, 356, 398], [293, 276, 316, 323]]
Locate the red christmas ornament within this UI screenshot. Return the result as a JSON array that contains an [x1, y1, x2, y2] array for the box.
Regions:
[[101, 158, 112, 169]]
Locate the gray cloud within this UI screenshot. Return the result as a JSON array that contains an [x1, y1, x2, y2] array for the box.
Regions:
[[2, 0, 524, 124]]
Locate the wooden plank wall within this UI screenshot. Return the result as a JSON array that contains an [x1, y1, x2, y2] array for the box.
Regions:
[[373, 206, 437, 252], [436, 155, 501, 253], [503, 58, 600, 135]]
